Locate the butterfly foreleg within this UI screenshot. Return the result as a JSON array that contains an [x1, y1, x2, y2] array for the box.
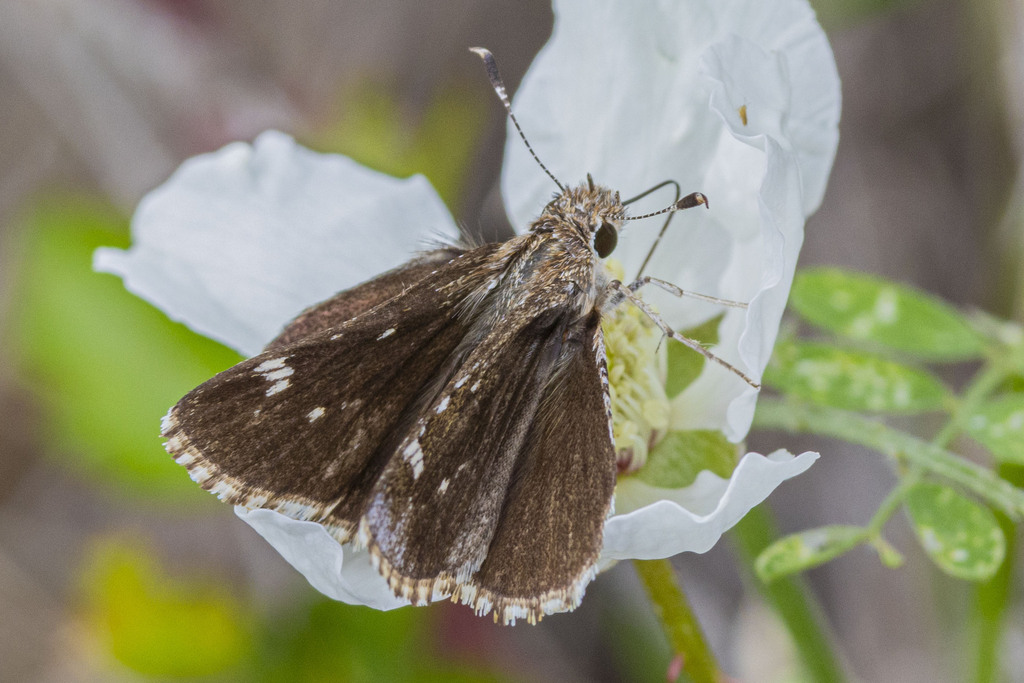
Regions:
[[600, 279, 761, 389]]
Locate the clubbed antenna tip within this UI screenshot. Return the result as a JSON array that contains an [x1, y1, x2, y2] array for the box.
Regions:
[[470, 47, 564, 193]]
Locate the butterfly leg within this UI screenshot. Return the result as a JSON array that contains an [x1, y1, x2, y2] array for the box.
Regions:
[[601, 279, 761, 389], [627, 275, 749, 309]]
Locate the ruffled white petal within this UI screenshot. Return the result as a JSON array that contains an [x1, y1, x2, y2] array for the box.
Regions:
[[603, 450, 819, 559], [235, 507, 410, 610], [501, 0, 840, 442], [234, 449, 818, 608], [95, 131, 459, 356]]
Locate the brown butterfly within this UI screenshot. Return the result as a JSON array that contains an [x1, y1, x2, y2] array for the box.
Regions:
[[163, 48, 756, 625]]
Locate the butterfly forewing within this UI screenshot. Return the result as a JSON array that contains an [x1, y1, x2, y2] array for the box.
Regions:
[[268, 247, 462, 350], [163, 244, 507, 541]]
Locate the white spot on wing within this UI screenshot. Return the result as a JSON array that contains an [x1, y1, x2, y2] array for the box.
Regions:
[[377, 328, 396, 340], [436, 396, 451, 413], [254, 357, 287, 373], [307, 407, 326, 422], [439, 478, 450, 493], [594, 328, 614, 443], [265, 367, 294, 381], [266, 379, 290, 396], [256, 356, 294, 397], [402, 439, 425, 479], [323, 459, 341, 478]]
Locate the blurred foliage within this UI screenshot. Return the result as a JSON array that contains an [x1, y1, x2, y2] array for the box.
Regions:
[[904, 482, 1006, 581], [81, 537, 253, 678], [965, 394, 1024, 465], [7, 195, 242, 502], [765, 340, 950, 413], [78, 536, 506, 682], [790, 268, 986, 361], [252, 600, 507, 683], [759, 267, 1024, 584], [599, 600, 674, 683], [809, 0, 925, 30], [311, 78, 487, 212]]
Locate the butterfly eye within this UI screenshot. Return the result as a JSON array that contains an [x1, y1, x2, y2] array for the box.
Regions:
[[593, 222, 617, 258]]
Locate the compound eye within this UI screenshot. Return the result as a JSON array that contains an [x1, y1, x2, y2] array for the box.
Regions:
[[593, 222, 618, 258]]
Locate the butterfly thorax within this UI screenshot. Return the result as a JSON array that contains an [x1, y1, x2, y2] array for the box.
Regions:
[[485, 182, 626, 320]]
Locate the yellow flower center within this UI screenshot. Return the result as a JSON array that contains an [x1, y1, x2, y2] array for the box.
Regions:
[[602, 259, 670, 473]]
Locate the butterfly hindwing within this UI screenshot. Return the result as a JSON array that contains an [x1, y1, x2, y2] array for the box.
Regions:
[[360, 307, 571, 603], [361, 308, 616, 623], [466, 310, 616, 624]]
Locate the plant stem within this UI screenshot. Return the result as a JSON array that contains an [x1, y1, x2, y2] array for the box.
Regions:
[[932, 362, 1008, 448], [633, 559, 720, 683], [730, 505, 848, 683], [970, 464, 1024, 683], [753, 398, 1024, 520], [865, 472, 920, 536]]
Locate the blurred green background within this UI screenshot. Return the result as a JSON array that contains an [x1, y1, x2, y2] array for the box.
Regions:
[[0, 1, 1022, 681]]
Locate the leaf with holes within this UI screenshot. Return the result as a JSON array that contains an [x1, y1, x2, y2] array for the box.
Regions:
[[764, 340, 949, 413], [790, 268, 985, 360], [755, 525, 869, 582], [965, 395, 1024, 465], [904, 483, 1005, 581]]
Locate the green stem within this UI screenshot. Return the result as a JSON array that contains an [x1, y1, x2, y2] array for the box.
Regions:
[[865, 472, 921, 536], [970, 464, 1024, 683], [933, 362, 1008, 448], [730, 505, 847, 683], [633, 559, 720, 683], [753, 399, 1024, 520]]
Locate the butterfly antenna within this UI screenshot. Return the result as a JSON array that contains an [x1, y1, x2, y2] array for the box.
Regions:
[[624, 192, 709, 221], [471, 47, 565, 193]]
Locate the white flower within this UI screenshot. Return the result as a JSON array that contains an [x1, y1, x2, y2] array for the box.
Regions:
[[96, 0, 839, 614]]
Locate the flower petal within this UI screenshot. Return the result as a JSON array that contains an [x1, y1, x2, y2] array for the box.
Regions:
[[235, 507, 413, 611], [95, 131, 459, 355], [235, 449, 818, 600], [602, 450, 819, 560], [500, 0, 840, 441]]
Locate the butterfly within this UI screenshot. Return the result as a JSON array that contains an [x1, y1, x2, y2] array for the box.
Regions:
[[162, 48, 757, 625]]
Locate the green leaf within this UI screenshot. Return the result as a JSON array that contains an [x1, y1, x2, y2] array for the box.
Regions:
[[904, 483, 1006, 581], [634, 429, 737, 489], [764, 340, 949, 413], [8, 195, 242, 501], [82, 537, 252, 677], [665, 314, 723, 398], [790, 268, 985, 360], [755, 525, 869, 582], [254, 600, 505, 683], [965, 395, 1024, 465], [810, 0, 923, 31], [313, 79, 486, 211]]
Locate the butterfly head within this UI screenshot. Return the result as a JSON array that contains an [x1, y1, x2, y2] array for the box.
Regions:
[[535, 174, 626, 259]]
